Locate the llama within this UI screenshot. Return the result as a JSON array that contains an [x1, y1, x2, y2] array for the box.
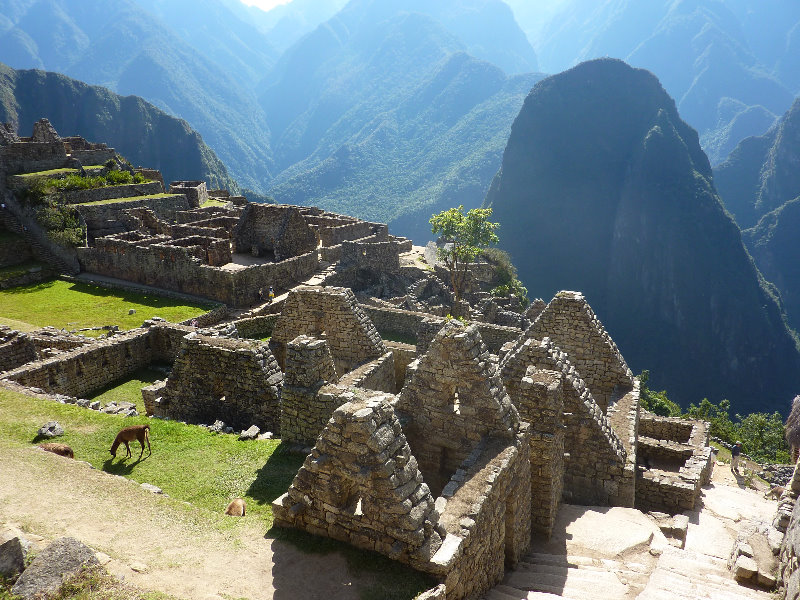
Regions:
[[39, 442, 74, 459], [110, 425, 151, 459], [225, 498, 246, 516]]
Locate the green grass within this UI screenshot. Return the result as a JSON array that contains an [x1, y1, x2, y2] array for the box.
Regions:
[[87, 367, 166, 413], [201, 197, 230, 208], [81, 193, 181, 206], [0, 279, 215, 332], [0, 388, 303, 525], [0, 389, 435, 600], [15, 167, 78, 179]]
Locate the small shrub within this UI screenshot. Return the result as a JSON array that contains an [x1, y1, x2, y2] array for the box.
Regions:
[[106, 170, 134, 185]]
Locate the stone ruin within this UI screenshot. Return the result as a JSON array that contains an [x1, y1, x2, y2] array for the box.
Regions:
[[0, 122, 725, 600]]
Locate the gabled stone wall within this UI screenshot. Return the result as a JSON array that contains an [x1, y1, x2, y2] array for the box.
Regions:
[[271, 286, 386, 374], [526, 291, 633, 411], [396, 321, 520, 498], [500, 336, 632, 507]]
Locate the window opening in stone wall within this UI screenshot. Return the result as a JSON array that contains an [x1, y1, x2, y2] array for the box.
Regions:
[[453, 389, 461, 415]]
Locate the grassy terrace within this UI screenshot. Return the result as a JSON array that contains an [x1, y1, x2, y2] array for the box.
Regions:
[[81, 193, 181, 206], [0, 278, 215, 332], [13, 165, 111, 179]]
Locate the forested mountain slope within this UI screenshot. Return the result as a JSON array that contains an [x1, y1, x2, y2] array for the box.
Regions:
[[0, 62, 236, 191], [485, 58, 800, 414]]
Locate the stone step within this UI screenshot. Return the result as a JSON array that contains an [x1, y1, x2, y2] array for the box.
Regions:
[[485, 585, 564, 600], [514, 559, 649, 584], [505, 567, 633, 598]]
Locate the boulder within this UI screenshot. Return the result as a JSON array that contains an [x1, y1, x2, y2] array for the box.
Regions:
[[0, 537, 25, 578], [239, 425, 260, 441], [11, 537, 98, 599], [37, 421, 63, 438]]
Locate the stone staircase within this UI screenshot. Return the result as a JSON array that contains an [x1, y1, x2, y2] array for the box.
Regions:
[[484, 546, 774, 600], [484, 551, 650, 600], [636, 546, 772, 600]]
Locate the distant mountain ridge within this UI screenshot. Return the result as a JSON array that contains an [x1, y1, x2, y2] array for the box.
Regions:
[[486, 58, 800, 414], [716, 97, 800, 332], [0, 62, 236, 191], [505, 0, 799, 166], [261, 0, 543, 241], [0, 0, 274, 191]]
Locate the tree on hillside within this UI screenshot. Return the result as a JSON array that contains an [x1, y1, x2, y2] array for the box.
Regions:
[[430, 205, 499, 301]]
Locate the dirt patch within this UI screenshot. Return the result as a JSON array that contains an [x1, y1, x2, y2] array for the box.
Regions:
[[0, 445, 391, 600]]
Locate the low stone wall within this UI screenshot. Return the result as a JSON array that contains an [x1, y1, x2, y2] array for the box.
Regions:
[[64, 182, 163, 205], [338, 352, 396, 394], [361, 305, 521, 354], [0, 328, 38, 372], [76, 194, 190, 231], [639, 414, 694, 443], [153, 334, 282, 432], [318, 221, 384, 246], [234, 315, 279, 340], [70, 148, 115, 165], [78, 235, 319, 308], [1, 329, 154, 397], [634, 417, 713, 514]]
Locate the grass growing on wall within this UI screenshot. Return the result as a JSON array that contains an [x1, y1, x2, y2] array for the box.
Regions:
[[0, 279, 215, 332]]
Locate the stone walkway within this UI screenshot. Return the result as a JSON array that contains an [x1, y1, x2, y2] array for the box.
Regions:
[[484, 462, 778, 600]]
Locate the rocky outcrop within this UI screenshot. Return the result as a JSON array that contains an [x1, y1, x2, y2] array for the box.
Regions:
[[486, 58, 800, 414]]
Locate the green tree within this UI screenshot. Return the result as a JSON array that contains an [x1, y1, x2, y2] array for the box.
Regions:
[[638, 370, 682, 417], [430, 205, 499, 301]]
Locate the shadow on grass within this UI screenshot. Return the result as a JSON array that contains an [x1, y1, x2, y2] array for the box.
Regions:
[[103, 453, 150, 475], [246, 442, 306, 506], [63, 281, 215, 310], [269, 526, 435, 600], [2, 278, 58, 294]]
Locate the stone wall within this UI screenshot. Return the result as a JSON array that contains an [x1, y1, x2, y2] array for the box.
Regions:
[[78, 235, 319, 307], [280, 335, 339, 445], [233, 204, 317, 260], [339, 240, 401, 274], [0, 141, 66, 174], [778, 463, 800, 599], [153, 334, 282, 432], [338, 351, 396, 393], [384, 341, 415, 391], [76, 194, 190, 238], [64, 182, 164, 205], [634, 415, 713, 514], [1, 329, 154, 397], [318, 221, 384, 247], [273, 393, 446, 572], [514, 368, 565, 537], [271, 286, 386, 374], [234, 315, 279, 340], [169, 181, 207, 208], [500, 336, 632, 507], [0, 327, 38, 372], [361, 305, 521, 354], [396, 321, 520, 498], [526, 291, 633, 411]]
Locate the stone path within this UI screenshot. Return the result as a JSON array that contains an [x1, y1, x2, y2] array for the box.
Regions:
[[484, 462, 778, 600]]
